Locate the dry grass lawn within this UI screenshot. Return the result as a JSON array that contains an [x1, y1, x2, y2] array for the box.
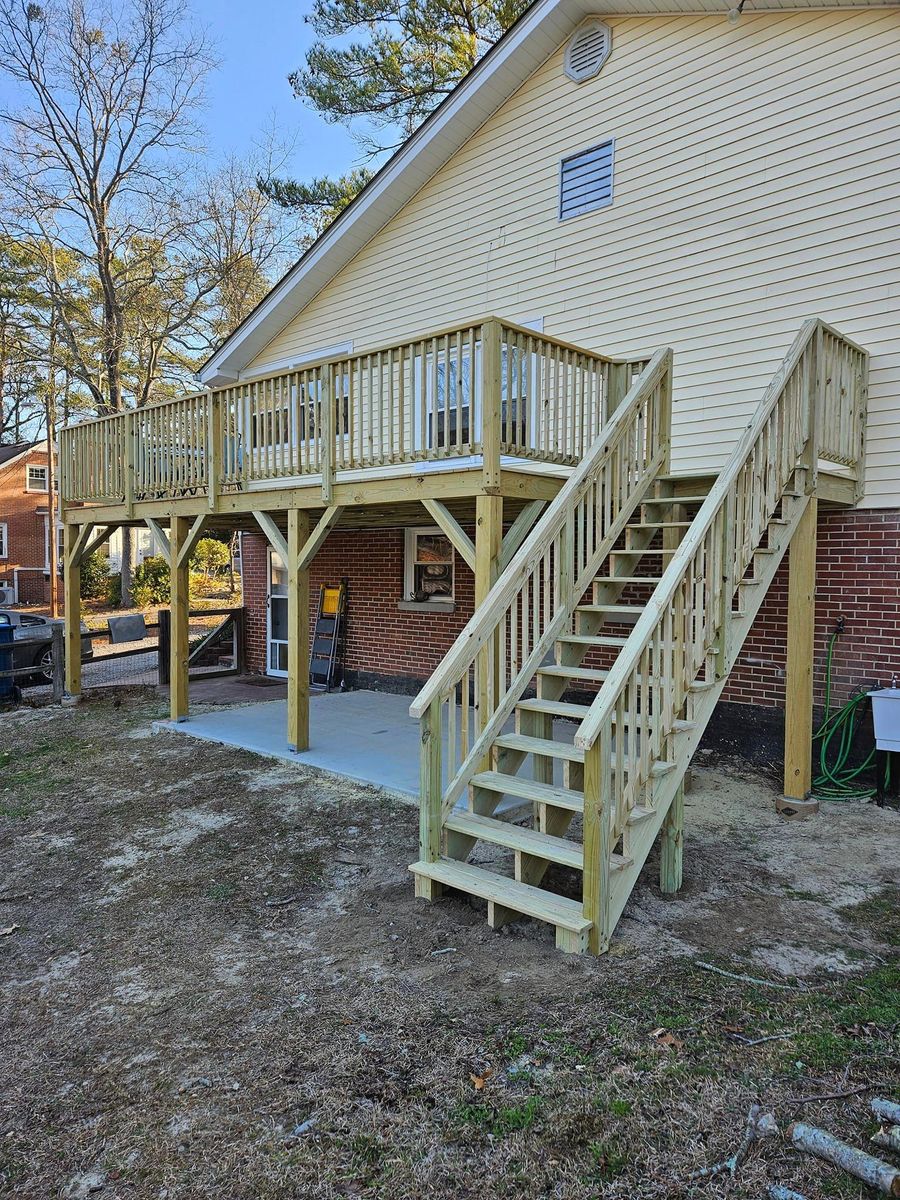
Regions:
[[0, 691, 897, 1199]]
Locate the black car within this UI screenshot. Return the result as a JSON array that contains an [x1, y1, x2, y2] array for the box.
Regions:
[[0, 609, 93, 688]]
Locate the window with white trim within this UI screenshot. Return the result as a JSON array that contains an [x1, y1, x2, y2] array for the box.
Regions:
[[0, 522, 7, 558], [26, 463, 48, 492], [404, 527, 454, 603]]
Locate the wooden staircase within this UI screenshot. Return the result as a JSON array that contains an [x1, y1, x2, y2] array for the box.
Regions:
[[409, 321, 868, 953]]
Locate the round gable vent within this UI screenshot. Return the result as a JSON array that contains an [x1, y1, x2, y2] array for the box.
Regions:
[[564, 20, 611, 84]]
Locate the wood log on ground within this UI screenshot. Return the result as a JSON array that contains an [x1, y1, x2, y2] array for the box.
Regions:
[[872, 1099, 900, 1127], [788, 1123, 900, 1196], [873, 1127, 900, 1155], [769, 1187, 809, 1200]]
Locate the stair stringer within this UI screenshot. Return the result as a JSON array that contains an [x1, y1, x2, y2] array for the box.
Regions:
[[604, 490, 812, 934]]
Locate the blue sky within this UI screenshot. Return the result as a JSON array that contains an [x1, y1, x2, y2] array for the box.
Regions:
[[192, 0, 362, 179]]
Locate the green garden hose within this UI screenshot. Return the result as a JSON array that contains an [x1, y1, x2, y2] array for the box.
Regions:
[[810, 628, 884, 802]]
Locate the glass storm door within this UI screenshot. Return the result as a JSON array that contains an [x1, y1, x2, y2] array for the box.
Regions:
[[267, 550, 288, 677]]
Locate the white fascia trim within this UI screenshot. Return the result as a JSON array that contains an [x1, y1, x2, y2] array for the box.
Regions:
[[199, 0, 589, 386]]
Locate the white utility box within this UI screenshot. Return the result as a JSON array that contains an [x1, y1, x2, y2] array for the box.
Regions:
[[869, 688, 900, 752]]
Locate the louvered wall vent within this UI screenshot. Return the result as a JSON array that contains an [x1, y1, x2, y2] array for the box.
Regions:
[[564, 20, 611, 83], [559, 140, 614, 220]]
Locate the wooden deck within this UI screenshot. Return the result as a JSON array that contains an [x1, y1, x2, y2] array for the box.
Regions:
[[58, 317, 648, 526]]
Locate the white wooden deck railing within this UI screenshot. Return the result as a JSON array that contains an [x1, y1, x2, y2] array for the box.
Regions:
[[571, 319, 868, 939], [58, 318, 646, 508], [409, 348, 674, 858]]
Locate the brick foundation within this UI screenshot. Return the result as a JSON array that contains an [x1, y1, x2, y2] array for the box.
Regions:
[[241, 507, 900, 715]]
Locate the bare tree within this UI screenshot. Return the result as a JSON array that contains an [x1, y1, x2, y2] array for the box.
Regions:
[[199, 142, 301, 347], [0, 0, 217, 414], [0, 0, 218, 599]]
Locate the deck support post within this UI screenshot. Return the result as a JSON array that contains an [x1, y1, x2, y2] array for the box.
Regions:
[[474, 492, 503, 738], [660, 783, 684, 894], [169, 516, 190, 722], [416, 697, 444, 900], [781, 497, 819, 815], [582, 734, 611, 955], [63, 522, 83, 698], [287, 509, 311, 753]]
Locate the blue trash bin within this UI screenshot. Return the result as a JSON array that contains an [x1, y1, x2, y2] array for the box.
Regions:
[[0, 618, 13, 701]]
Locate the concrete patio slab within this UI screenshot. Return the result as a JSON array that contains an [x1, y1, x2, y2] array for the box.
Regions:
[[154, 688, 574, 801], [155, 690, 433, 798]]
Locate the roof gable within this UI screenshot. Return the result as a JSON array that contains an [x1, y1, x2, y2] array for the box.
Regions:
[[200, 0, 893, 385], [0, 442, 40, 471]]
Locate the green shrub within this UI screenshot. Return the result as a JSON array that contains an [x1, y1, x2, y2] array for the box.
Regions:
[[191, 536, 229, 579], [132, 555, 170, 607], [79, 550, 112, 600], [106, 571, 122, 606]]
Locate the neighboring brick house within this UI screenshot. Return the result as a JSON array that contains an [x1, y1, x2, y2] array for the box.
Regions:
[[0, 441, 61, 607]]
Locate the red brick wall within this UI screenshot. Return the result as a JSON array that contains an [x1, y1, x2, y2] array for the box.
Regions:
[[723, 508, 900, 710], [241, 529, 476, 685], [0, 447, 59, 607], [241, 507, 900, 709]]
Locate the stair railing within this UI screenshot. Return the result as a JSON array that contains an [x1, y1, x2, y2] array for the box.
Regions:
[[411, 347, 674, 865], [572, 318, 868, 951]]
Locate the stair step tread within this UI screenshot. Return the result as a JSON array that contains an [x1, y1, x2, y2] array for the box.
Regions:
[[538, 665, 613, 683], [628, 805, 655, 824], [471, 770, 585, 811], [518, 698, 697, 733], [497, 732, 586, 762], [409, 858, 591, 932], [446, 811, 634, 873], [627, 521, 692, 529], [518, 698, 591, 718], [595, 575, 663, 584], [577, 604, 645, 616], [643, 494, 709, 504], [445, 812, 584, 869], [559, 634, 629, 647], [496, 733, 675, 775]]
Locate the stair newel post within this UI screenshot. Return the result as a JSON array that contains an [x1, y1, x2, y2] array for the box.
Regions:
[[474, 492, 503, 746], [416, 696, 444, 901], [659, 349, 674, 473], [714, 490, 736, 680], [604, 361, 629, 422], [582, 727, 612, 955], [802, 321, 823, 495], [480, 318, 502, 492]]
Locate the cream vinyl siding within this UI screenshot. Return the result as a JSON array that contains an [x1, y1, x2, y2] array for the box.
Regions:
[[247, 9, 900, 506]]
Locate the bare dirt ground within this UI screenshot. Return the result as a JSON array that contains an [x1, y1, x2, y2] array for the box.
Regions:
[[0, 692, 897, 1200]]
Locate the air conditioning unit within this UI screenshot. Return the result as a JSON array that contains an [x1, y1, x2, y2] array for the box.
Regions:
[[0, 584, 16, 605]]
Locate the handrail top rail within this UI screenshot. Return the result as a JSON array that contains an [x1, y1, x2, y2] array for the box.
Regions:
[[408, 345, 673, 720], [572, 316, 862, 751], [59, 392, 209, 434], [59, 316, 641, 436]]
